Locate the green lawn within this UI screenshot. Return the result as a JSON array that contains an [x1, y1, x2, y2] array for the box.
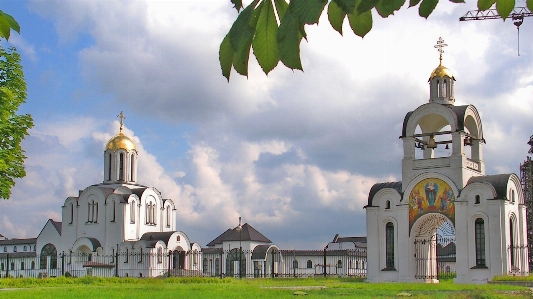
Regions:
[[0, 277, 531, 298]]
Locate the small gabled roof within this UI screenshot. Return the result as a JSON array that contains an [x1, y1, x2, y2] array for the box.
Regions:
[[50, 220, 62, 235], [206, 223, 271, 247], [140, 231, 176, 246]]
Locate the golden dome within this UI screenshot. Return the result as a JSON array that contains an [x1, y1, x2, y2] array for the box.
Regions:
[[105, 132, 136, 152], [429, 63, 455, 80]]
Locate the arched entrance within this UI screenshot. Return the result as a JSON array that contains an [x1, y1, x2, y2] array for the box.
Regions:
[[412, 213, 456, 282], [226, 248, 245, 278]]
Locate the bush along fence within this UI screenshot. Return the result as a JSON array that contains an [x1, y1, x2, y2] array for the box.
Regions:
[[0, 248, 369, 278]]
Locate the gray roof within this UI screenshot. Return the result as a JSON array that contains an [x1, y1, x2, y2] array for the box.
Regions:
[[251, 245, 273, 260], [366, 181, 402, 207], [140, 231, 176, 247], [0, 238, 37, 245], [466, 174, 513, 199], [51, 220, 62, 235], [206, 223, 271, 247], [201, 248, 223, 254]]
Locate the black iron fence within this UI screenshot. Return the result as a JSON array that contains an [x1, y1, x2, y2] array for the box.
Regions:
[[0, 248, 368, 279]]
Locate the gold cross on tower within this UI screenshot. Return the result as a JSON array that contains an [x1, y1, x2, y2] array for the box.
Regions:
[[117, 111, 126, 133], [434, 37, 448, 64]]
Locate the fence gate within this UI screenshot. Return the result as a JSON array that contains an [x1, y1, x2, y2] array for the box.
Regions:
[[414, 234, 456, 280]]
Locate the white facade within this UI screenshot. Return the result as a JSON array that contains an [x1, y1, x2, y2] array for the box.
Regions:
[[365, 48, 529, 283]]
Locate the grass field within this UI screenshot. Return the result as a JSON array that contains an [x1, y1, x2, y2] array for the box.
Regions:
[[0, 277, 531, 298]]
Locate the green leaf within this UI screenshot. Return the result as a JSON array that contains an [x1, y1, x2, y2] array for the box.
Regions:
[[288, 0, 328, 24], [228, 0, 260, 76], [231, 0, 244, 11], [477, 0, 496, 10], [277, 11, 303, 70], [328, 1, 346, 35], [0, 16, 10, 40], [495, 0, 514, 19], [333, 0, 358, 13], [0, 11, 19, 34], [528, 0, 533, 12], [419, 0, 439, 18], [357, 0, 379, 14], [253, 0, 280, 74], [219, 34, 235, 81], [409, 0, 422, 7], [375, 0, 406, 17], [229, 0, 260, 52], [348, 6, 373, 37], [274, 0, 290, 21]]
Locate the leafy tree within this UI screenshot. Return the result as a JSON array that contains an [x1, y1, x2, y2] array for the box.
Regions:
[[0, 46, 33, 199], [220, 0, 532, 80]]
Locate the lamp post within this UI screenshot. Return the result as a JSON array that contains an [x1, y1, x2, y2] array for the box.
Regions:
[[236, 216, 243, 278]]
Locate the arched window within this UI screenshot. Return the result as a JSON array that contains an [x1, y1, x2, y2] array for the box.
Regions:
[[307, 260, 312, 269], [20, 261, 24, 270], [215, 258, 220, 276], [157, 247, 163, 263], [509, 189, 515, 203], [510, 215, 517, 268], [23, 246, 27, 252], [475, 195, 480, 204], [88, 200, 98, 223], [475, 218, 486, 266], [203, 258, 208, 273], [13, 246, 17, 252], [111, 201, 116, 222], [130, 155, 135, 182], [385, 222, 395, 268], [70, 203, 74, 224], [293, 260, 298, 269], [443, 79, 447, 97], [385, 200, 390, 209], [107, 153, 112, 180], [31, 261, 35, 269], [2, 246, 6, 252], [166, 206, 171, 227], [130, 201, 136, 224], [40, 243, 57, 269], [337, 260, 343, 269], [119, 153, 124, 181]]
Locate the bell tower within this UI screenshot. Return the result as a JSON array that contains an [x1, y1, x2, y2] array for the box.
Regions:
[[400, 38, 484, 189]]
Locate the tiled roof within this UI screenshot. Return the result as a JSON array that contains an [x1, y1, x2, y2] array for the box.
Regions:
[[0, 238, 37, 245]]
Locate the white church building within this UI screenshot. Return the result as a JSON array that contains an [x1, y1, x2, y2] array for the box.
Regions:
[[365, 39, 529, 283], [1, 114, 200, 278]]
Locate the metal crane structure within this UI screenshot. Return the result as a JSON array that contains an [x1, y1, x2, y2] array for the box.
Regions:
[[520, 136, 533, 269], [459, 7, 533, 55]]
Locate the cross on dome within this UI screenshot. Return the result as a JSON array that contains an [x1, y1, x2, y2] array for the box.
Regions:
[[434, 37, 448, 65], [118, 111, 126, 133]]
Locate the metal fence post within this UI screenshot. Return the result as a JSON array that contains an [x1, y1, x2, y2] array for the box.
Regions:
[[167, 251, 171, 278], [115, 245, 119, 277], [6, 253, 9, 278], [323, 246, 327, 277], [61, 252, 65, 276]]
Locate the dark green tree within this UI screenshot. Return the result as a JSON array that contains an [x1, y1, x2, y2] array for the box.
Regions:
[[0, 46, 33, 199], [220, 0, 532, 80]]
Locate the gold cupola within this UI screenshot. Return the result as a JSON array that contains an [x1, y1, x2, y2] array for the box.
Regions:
[[105, 111, 137, 152], [428, 37, 455, 105]]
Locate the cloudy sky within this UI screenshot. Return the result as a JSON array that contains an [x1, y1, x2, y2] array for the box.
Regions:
[[0, 0, 532, 249]]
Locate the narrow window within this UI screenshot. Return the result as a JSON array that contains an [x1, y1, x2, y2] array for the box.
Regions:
[[20, 261, 24, 270], [130, 155, 135, 181], [385, 222, 395, 268], [157, 247, 163, 263], [119, 153, 124, 181], [23, 246, 27, 252], [107, 153, 112, 180], [31, 261, 35, 269], [130, 202, 136, 224], [385, 200, 391, 209], [475, 218, 486, 266], [3, 246, 6, 252], [510, 217, 516, 267], [125, 248, 129, 263], [95, 202, 99, 223], [307, 260, 312, 269], [166, 206, 171, 227], [111, 201, 116, 222], [177, 235, 181, 242], [293, 260, 298, 269], [10, 262, 14, 270], [337, 260, 343, 269], [87, 201, 91, 222], [443, 79, 447, 97], [475, 195, 480, 204], [70, 203, 74, 224], [13, 246, 17, 252]]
